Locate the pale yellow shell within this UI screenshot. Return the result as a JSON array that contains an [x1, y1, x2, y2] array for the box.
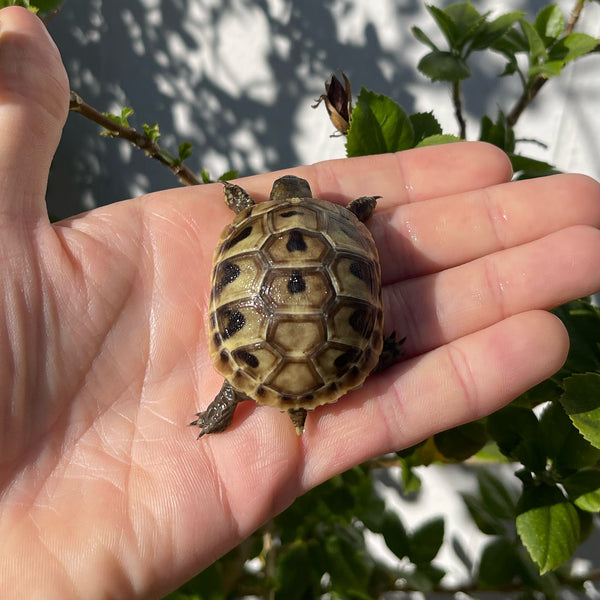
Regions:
[[208, 196, 383, 411]]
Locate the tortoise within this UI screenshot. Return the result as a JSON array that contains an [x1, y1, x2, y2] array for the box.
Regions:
[[191, 174, 403, 437]]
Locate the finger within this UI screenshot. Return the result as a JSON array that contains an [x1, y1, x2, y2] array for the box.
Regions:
[[374, 173, 600, 282], [302, 310, 568, 486], [385, 225, 600, 356], [228, 142, 513, 209], [0, 7, 69, 221]]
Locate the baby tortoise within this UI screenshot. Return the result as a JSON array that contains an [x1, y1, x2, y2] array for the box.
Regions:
[[192, 175, 403, 437]]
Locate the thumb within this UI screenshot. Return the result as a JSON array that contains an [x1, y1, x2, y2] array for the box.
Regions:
[[0, 6, 69, 222]]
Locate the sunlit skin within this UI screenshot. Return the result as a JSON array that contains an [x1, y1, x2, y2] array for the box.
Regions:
[[1, 7, 600, 599]]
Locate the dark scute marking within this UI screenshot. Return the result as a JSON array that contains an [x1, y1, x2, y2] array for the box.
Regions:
[[334, 349, 361, 373], [256, 385, 265, 397], [349, 307, 375, 338], [286, 229, 307, 252], [349, 261, 373, 287], [219, 350, 229, 362], [287, 270, 306, 294], [327, 382, 339, 393], [213, 332, 222, 348], [225, 225, 252, 250], [302, 393, 314, 401], [280, 394, 295, 404], [281, 210, 303, 218], [210, 314, 216, 328], [219, 262, 241, 290], [233, 349, 259, 368], [234, 370, 243, 380], [222, 310, 245, 339]]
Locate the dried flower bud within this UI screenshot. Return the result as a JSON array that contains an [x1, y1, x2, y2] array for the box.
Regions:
[[312, 70, 352, 135]]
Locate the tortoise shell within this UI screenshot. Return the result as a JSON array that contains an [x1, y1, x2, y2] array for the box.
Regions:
[[207, 182, 384, 414]]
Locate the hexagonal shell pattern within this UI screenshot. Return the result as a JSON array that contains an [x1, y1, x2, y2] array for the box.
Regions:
[[208, 196, 383, 410]]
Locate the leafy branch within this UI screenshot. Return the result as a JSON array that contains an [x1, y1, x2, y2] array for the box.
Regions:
[[69, 91, 201, 186], [505, 0, 594, 126], [410, 0, 598, 137]]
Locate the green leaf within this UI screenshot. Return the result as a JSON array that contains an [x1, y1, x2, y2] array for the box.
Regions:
[[553, 300, 600, 376], [534, 5, 565, 43], [528, 61, 564, 78], [416, 133, 463, 147], [516, 484, 580, 573], [417, 50, 471, 81], [143, 122, 161, 143], [487, 405, 545, 470], [178, 142, 192, 161], [434, 421, 488, 461], [538, 401, 573, 463], [411, 26, 439, 51], [156, 148, 176, 165], [492, 26, 529, 55], [275, 541, 320, 600], [200, 167, 212, 184], [560, 373, 600, 450], [520, 18, 548, 64], [479, 112, 515, 152], [381, 511, 410, 559], [409, 111, 442, 144], [401, 462, 422, 494], [444, 2, 487, 50], [546, 400, 600, 472], [346, 88, 414, 157], [425, 4, 459, 47], [409, 517, 444, 564], [31, 0, 62, 9], [461, 492, 507, 536], [218, 169, 239, 181], [469, 12, 524, 51], [563, 469, 600, 512], [477, 467, 519, 520], [549, 33, 599, 64], [404, 563, 445, 592], [509, 153, 559, 178], [323, 525, 373, 593], [478, 537, 518, 587]]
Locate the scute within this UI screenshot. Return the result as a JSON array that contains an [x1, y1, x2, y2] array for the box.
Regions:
[[208, 196, 383, 411]]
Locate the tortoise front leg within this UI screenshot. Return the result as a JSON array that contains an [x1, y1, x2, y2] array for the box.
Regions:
[[191, 381, 245, 437], [374, 332, 406, 373]]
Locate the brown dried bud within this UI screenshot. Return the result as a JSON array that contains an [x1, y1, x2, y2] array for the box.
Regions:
[[312, 70, 352, 135]]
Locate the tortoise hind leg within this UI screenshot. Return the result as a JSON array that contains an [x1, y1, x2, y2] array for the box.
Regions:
[[287, 407, 308, 436], [191, 381, 245, 438], [347, 195, 380, 222], [374, 332, 406, 373]]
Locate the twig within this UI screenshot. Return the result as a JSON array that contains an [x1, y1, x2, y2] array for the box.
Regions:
[[69, 90, 201, 186], [566, 0, 586, 35], [452, 80, 467, 139], [506, 0, 587, 128]]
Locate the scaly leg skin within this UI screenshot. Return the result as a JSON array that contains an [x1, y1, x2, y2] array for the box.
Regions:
[[190, 381, 245, 438], [287, 407, 308, 436], [222, 181, 255, 214], [374, 332, 406, 373]]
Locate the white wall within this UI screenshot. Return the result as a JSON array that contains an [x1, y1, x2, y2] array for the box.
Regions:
[[45, 0, 600, 218]]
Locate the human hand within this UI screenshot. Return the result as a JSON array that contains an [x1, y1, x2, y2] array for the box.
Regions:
[[1, 7, 599, 599]]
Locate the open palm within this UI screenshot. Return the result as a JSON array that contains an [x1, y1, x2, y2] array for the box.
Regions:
[[1, 8, 600, 599]]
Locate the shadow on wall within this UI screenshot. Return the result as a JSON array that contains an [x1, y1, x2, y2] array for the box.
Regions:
[[45, 0, 543, 218]]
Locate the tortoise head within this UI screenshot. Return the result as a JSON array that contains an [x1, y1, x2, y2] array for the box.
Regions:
[[270, 175, 313, 202]]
